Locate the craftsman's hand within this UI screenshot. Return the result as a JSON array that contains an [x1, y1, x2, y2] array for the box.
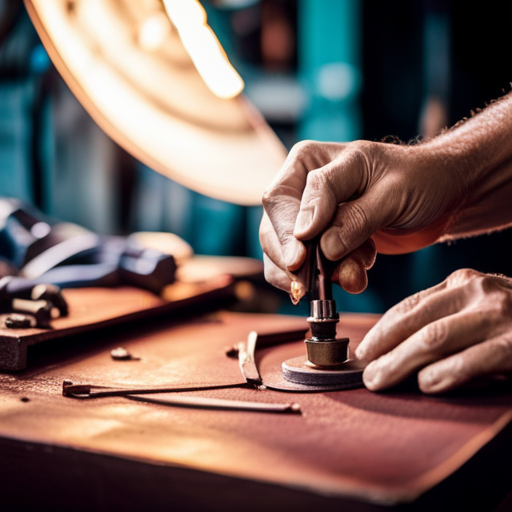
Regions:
[[260, 140, 467, 298], [356, 269, 512, 393], [261, 94, 512, 299]]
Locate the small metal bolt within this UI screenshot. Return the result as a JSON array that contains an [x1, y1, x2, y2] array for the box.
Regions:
[[5, 314, 32, 329]]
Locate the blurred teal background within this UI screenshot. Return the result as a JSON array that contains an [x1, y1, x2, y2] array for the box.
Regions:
[[1, 0, 512, 315]]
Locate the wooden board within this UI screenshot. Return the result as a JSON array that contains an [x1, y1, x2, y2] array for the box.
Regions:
[[0, 276, 234, 370]]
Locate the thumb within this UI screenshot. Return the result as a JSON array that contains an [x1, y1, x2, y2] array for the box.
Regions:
[[293, 152, 367, 241], [320, 189, 393, 261]]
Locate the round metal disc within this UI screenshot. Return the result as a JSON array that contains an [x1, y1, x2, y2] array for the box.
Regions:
[[263, 371, 352, 392], [262, 357, 366, 392], [280, 356, 365, 390]]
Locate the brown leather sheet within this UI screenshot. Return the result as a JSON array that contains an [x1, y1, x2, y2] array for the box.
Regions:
[[0, 307, 511, 506]]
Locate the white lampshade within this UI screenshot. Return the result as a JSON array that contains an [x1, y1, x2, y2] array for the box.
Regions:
[[25, 0, 286, 205]]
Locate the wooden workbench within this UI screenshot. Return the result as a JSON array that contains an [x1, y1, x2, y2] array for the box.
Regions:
[[1, 286, 512, 512]]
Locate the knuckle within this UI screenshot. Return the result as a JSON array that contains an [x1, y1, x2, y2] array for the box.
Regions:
[[461, 273, 512, 316], [469, 276, 489, 297], [304, 168, 340, 213], [290, 140, 317, 159], [261, 187, 278, 208], [478, 275, 501, 293], [305, 168, 326, 192], [303, 169, 337, 215], [419, 321, 447, 350], [262, 185, 296, 215], [446, 268, 482, 288], [345, 140, 374, 168], [394, 292, 422, 315], [490, 289, 512, 317], [347, 139, 372, 155], [321, 164, 346, 192]]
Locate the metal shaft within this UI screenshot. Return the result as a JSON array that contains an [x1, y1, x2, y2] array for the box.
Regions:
[[305, 244, 348, 367]]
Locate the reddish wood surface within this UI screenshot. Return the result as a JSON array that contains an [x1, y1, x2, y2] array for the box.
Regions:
[[0, 296, 512, 510]]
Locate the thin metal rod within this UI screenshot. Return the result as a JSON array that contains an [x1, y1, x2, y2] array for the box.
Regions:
[[126, 394, 301, 414], [316, 244, 332, 300], [62, 380, 301, 414], [62, 380, 247, 399]]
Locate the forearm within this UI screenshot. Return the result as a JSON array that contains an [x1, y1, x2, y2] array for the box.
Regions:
[[424, 93, 512, 239]]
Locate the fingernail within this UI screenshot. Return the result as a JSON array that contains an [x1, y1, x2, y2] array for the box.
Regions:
[[283, 241, 303, 270], [294, 208, 314, 236], [356, 329, 377, 360], [363, 361, 381, 389], [355, 344, 366, 360]]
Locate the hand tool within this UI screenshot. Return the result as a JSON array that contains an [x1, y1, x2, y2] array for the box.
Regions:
[[62, 329, 303, 414], [62, 380, 300, 414], [0, 198, 177, 295], [281, 242, 366, 389], [0, 276, 68, 328]]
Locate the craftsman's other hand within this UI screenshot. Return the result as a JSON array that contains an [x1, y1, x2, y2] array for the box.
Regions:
[[260, 140, 467, 298], [356, 269, 512, 393]]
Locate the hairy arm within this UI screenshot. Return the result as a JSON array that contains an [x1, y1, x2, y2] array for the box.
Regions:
[[429, 93, 512, 238]]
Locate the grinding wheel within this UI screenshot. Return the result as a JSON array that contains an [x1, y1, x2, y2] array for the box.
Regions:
[[262, 357, 366, 392], [283, 357, 365, 389]]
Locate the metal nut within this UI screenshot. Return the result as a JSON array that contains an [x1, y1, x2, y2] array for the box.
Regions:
[[305, 337, 349, 367]]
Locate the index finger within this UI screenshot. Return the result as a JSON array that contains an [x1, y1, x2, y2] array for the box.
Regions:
[[261, 141, 334, 270]]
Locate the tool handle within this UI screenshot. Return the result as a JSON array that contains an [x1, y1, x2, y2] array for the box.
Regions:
[[315, 244, 333, 300]]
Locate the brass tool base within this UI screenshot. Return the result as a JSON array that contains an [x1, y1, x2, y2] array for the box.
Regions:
[[281, 356, 366, 389], [305, 337, 349, 367]]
